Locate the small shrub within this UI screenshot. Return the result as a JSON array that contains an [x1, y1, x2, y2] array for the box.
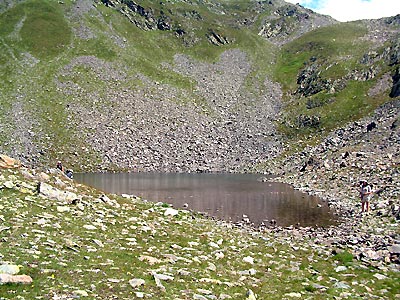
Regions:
[[296, 114, 321, 128], [306, 98, 327, 109], [333, 251, 353, 264], [305, 285, 317, 292]]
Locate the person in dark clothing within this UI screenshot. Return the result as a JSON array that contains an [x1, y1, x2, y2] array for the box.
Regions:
[[56, 161, 64, 172]]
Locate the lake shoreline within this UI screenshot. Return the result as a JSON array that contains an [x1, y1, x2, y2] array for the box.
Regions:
[[265, 171, 400, 269], [75, 169, 399, 269], [74, 169, 399, 258]]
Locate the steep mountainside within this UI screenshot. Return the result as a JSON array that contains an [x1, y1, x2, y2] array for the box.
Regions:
[[0, 0, 399, 173]]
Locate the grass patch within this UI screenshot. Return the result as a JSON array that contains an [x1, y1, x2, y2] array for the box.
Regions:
[[73, 38, 117, 60], [0, 0, 72, 59], [275, 22, 369, 90], [333, 251, 354, 265], [272, 21, 394, 140]]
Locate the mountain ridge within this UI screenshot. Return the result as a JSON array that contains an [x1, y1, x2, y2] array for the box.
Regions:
[[0, 0, 399, 173]]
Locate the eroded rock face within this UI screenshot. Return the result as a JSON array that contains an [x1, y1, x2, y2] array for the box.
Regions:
[[296, 63, 326, 97], [385, 14, 400, 26], [390, 67, 400, 98], [293, 34, 400, 100], [259, 4, 311, 40], [206, 31, 231, 46], [388, 40, 400, 66], [367, 38, 400, 98], [296, 114, 320, 128]]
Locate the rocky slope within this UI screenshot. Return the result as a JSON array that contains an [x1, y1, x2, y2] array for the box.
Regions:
[[57, 49, 282, 172], [260, 98, 400, 254], [0, 0, 337, 172], [0, 1, 399, 299], [0, 155, 399, 299]]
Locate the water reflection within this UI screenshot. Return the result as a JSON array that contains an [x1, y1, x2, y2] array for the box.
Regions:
[[74, 173, 337, 227]]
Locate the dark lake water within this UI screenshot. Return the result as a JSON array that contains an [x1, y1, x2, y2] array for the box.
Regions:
[[74, 173, 337, 227]]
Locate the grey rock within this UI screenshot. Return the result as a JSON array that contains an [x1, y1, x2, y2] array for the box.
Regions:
[[39, 182, 79, 203], [388, 244, 400, 253], [334, 281, 350, 289], [193, 294, 208, 300], [0, 264, 20, 275], [129, 278, 145, 288]]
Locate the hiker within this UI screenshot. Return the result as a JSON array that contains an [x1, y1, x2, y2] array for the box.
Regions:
[[65, 169, 73, 179], [56, 161, 64, 172], [56, 161, 73, 179], [360, 180, 373, 213]]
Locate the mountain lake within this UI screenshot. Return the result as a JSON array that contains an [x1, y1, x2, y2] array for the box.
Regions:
[[74, 172, 338, 227]]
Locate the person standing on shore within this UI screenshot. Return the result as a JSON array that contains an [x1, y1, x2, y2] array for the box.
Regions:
[[56, 161, 64, 172], [360, 180, 373, 213]]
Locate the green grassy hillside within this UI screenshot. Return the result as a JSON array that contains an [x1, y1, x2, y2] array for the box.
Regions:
[[0, 0, 398, 171], [274, 21, 399, 138], [0, 0, 277, 168]]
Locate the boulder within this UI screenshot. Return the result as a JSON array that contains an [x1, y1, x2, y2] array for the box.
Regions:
[[246, 289, 257, 300], [37, 172, 51, 182], [157, 17, 171, 30], [164, 207, 179, 216], [388, 244, 400, 254], [0, 274, 32, 284], [129, 278, 145, 288], [366, 121, 377, 132], [38, 182, 80, 203], [0, 264, 20, 275], [0, 155, 21, 169]]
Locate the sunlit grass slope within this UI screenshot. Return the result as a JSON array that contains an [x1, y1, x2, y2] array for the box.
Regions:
[[0, 0, 277, 170], [274, 22, 396, 138]]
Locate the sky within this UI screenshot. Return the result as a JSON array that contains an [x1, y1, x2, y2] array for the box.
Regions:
[[285, 0, 400, 22]]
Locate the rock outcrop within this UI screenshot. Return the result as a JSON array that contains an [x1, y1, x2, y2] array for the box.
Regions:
[[258, 3, 337, 45], [390, 67, 400, 98]]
